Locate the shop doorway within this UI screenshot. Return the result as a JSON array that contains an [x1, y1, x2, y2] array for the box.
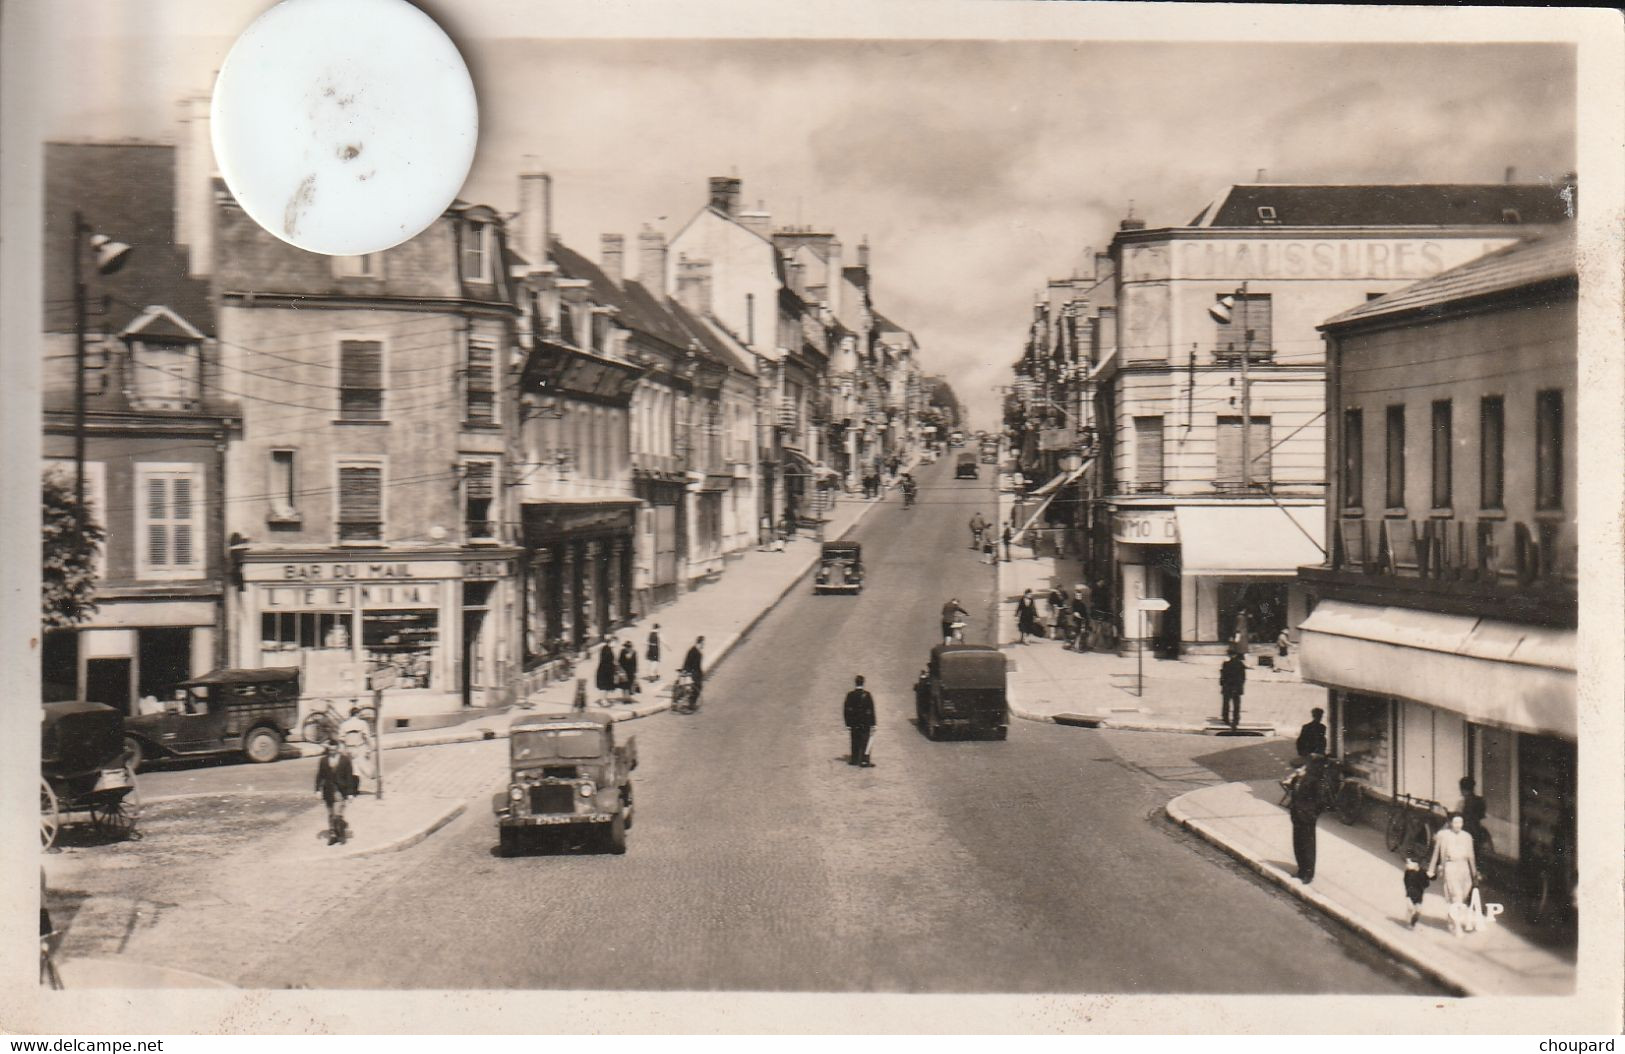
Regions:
[[1218, 582, 1289, 649], [1147, 548, 1182, 658], [85, 657, 132, 714], [138, 628, 193, 698], [462, 582, 494, 708]]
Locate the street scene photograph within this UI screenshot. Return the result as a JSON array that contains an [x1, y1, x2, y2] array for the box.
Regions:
[[7, 0, 1621, 1037]]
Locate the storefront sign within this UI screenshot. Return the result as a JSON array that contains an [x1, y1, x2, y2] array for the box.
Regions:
[[244, 560, 452, 584], [463, 559, 514, 581], [1122, 237, 1518, 284], [261, 582, 440, 610], [1113, 510, 1179, 544]]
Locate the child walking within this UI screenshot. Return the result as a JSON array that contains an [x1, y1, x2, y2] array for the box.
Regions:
[[1402, 856, 1430, 928]]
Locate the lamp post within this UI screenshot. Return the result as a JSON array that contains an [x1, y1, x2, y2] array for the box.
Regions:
[[1208, 282, 1253, 491], [71, 211, 132, 531]]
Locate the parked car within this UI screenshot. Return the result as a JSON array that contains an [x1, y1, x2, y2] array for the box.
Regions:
[[121, 667, 300, 771], [814, 540, 864, 595], [917, 644, 1008, 741], [493, 711, 637, 855], [956, 452, 979, 479], [41, 701, 139, 847]]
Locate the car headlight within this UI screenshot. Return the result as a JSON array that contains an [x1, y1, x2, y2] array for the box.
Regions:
[[578, 781, 596, 798], [509, 785, 524, 801]]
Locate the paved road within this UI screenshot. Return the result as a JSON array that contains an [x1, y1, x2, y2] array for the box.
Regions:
[[212, 459, 1432, 994]]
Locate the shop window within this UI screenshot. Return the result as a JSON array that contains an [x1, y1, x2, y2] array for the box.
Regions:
[[136, 463, 203, 579], [463, 460, 496, 540], [363, 610, 438, 689], [1384, 404, 1406, 509], [338, 339, 384, 421], [1216, 416, 1271, 488], [1341, 693, 1392, 793], [1535, 389, 1563, 510], [129, 339, 200, 411], [463, 221, 491, 283], [1342, 409, 1364, 509], [1133, 416, 1164, 492], [260, 611, 354, 664], [465, 335, 497, 425], [1479, 396, 1504, 509], [337, 461, 384, 543], [1430, 399, 1453, 509]]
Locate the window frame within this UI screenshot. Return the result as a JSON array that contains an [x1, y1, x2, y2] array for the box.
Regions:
[[1133, 415, 1165, 492], [269, 448, 301, 522], [1215, 414, 1273, 489], [1213, 293, 1273, 358], [1430, 398, 1453, 510], [1535, 389, 1564, 512], [1342, 408, 1364, 510], [128, 337, 202, 411], [134, 462, 205, 580], [336, 334, 387, 423], [331, 253, 383, 280], [334, 456, 387, 545], [461, 457, 499, 542], [1479, 396, 1505, 511], [465, 332, 500, 427], [463, 221, 491, 283], [1384, 404, 1406, 512]]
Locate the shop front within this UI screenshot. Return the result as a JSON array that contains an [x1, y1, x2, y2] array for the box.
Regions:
[[239, 552, 518, 718], [1112, 507, 1180, 655], [521, 500, 638, 660], [44, 600, 218, 714], [1172, 503, 1323, 651], [634, 480, 685, 607]]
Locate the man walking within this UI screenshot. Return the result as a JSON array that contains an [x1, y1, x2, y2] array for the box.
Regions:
[[1002, 524, 1014, 561], [1219, 652, 1247, 730], [1287, 756, 1326, 883], [969, 512, 988, 550], [1296, 707, 1328, 759], [681, 636, 706, 697], [843, 675, 877, 767]]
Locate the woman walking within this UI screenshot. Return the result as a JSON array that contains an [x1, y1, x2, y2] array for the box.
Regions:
[[1427, 812, 1481, 936], [595, 637, 619, 703], [618, 640, 640, 700], [1016, 588, 1042, 645], [646, 623, 662, 682]]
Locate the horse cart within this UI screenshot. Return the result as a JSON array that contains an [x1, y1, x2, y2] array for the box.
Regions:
[[41, 702, 141, 849]]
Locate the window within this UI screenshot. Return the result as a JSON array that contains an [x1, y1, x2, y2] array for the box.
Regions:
[[1342, 409, 1364, 509], [463, 221, 490, 282], [261, 612, 354, 665], [466, 335, 497, 424], [332, 253, 381, 278], [338, 339, 384, 420], [336, 461, 384, 543], [1480, 396, 1504, 509], [1430, 399, 1453, 509], [363, 610, 437, 689], [1535, 390, 1563, 510], [1384, 404, 1406, 509], [1217, 416, 1272, 488], [136, 463, 202, 578], [463, 460, 495, 540], [269, 449, 299, 520], [129, 339, 200, 410], [1214, 294, 1272, 357], [1133, 416, 1164, 491]]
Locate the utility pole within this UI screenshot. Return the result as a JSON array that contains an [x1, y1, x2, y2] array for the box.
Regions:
[[1239, 280, 1252, 492], [72, 212, 88, 531]]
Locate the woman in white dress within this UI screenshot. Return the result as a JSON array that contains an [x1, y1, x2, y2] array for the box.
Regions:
[[1427, 812, 1480, 936]]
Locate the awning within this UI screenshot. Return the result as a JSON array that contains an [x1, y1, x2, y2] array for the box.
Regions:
[[1015, 458, 1093, 536], [1174, 505, 1325, 576], [1298, 600, 1576, 739], [781, 448, 815, 476]]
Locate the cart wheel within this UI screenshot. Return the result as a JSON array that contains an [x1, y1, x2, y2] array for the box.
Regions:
[[40, 780, 60, 850], [91, 800, 136, 840], [122, 735, 145, 773]]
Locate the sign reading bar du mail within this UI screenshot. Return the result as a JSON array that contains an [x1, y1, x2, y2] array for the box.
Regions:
[[1114, 510, 1179, 544]]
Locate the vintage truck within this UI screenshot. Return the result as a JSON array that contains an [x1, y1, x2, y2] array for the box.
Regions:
[[492, 711, 636, 856]]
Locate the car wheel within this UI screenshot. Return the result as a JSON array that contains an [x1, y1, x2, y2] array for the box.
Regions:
[[993, 726, 1009, 741], [606, 813, 627, 854], [243, 728, 282, 764], [122, 735, 145, 773], [498, 828, 519, 858]]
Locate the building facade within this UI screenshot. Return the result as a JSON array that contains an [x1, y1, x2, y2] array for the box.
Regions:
[[1299, 227, 1576, 913]]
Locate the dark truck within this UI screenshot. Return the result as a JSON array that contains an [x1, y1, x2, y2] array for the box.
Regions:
[[955, 452, 979, 479], [121, 667, 300, 770], [917, 644, 1009, 741], [493, 711, 637, 855]]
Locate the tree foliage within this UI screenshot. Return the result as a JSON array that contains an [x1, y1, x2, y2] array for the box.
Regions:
[[42, 467, 105, 628], [924, 376, 963, 430]]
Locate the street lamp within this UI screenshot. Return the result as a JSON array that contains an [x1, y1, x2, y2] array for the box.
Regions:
[[72, 211, 132, 531]]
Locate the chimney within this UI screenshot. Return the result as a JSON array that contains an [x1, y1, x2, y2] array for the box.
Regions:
[[709, 176, 742, 216], [518, 169, 552, 272], [1119, 216, 1146, 231], [1505, 165, 1517, 184], [857, 237, 870, 269], [676, 255, 714, 316], [738, 200, 772, 238], [176, 93, 215, 277], [786, 257, 806, 297], [827, 238, 843, 318], [637, 225, 668, 290], [600, 233, 625, 284]]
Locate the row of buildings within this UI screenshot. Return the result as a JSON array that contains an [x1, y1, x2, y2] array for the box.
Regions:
[[1005, 181, 1577, 904], [41, 98, 936, 723]]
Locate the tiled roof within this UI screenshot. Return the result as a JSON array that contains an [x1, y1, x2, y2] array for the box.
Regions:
[[1198, 182, 1574, 228], [548, 236, 631, 313], [873, 310, 908, 335], [621, 279, 698, 351], [668, 299, 751, 374], [44, 142, 214, 335], [1323, 225, 1575, 329]]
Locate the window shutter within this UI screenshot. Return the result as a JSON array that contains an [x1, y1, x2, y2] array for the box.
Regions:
[[464, 461, 494, 499], [1134, 417, 1164, 487], [1217, 417, 1243, 483], [339, 466, 383, 541], [148, 476, 168, 520], [340, 340, 384, 420], [467, 338, 496, 422], [1250, 418, 1272, 482]]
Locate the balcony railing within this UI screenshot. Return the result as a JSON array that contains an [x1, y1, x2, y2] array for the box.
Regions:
[[1330, 517, 1576, 588]]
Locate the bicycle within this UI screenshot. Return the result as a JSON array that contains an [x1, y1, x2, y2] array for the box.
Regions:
[[671, 670, 701, 714], [1277, 756, 1366, 826], [1386, 793, 1447, 860], [945, 619, 967, 645]]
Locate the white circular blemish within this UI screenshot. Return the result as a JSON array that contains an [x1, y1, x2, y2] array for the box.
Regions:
[[210, 0, 477, 256]]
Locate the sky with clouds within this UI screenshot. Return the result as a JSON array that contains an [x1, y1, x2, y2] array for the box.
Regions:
[[37, 6, 1576, 428]]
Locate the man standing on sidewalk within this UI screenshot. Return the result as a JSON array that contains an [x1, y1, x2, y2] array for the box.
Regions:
[[1287, 756, 1326, 883], [844, 675, 876, 767], [1296, 707, 1328, 759], [1002, 524, 1014, 561], [1219, 652, 1247, 730]]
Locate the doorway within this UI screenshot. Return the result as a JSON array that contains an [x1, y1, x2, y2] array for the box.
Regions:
[[138, 628, 193, 699], [462, 582, 494, 708], [85, 658, 133, 714]]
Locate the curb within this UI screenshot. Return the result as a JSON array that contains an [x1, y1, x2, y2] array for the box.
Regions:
[[296, 799, 468, 863], [1006, 698, 1282, 738], [1164, 790, 1472, 997]]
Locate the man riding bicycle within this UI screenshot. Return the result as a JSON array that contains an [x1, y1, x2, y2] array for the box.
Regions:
[[902, 475, 918, 507], [941, 598, 969, 644]]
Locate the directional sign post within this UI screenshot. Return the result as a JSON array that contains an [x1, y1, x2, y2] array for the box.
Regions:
[[368, 665, 397, 800], [1136, 597, 1171, 698]]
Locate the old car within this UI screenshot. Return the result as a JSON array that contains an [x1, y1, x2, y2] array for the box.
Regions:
[[979, 441, 999, 464], [917, 644, 1008, 741], [955, 452, 979, 479], [813, 540, 864, 595], [493, 711, 637, 855], [41, 701, 140, 848], [121, 667, 300, 771]]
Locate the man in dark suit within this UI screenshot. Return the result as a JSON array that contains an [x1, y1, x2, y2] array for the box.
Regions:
[[844, 675, 877, 767], [1296, 707, 1329, 759], [1287, 755, 1326, 883], [681, 637, 706, 694], [1219, 653, 1247, 730]]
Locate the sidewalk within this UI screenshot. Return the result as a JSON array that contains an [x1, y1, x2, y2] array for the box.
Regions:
[[1167, 779, 1576, 996], [993, 491, 1322, 736]]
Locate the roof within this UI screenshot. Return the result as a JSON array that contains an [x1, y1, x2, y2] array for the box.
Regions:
[[1322, 225, 1576, 330], [548, 236, 632, 313], [621, 278, 700, 352], [44, 142, 215, 335], [181, 667, 300, 686], [667, 298, 752, 374], [1195, 182, 1574, 228]]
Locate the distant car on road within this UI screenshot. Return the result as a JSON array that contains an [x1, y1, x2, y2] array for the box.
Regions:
[[493, 711, 636, 855], [956, 452, 979, 479], [917, 644, 1008, 741], [814, 540, 864, 594], [121, 667, 301, 771], [948, 431, 965, 446]]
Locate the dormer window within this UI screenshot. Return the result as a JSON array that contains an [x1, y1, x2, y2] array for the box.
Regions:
[[1257, 206, 1278, 224], [121, 305, 206, 411], [463, 220, 492, 282]]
